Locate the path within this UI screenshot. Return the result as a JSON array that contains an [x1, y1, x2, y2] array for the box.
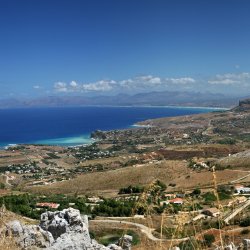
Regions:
[[230, 173, 250, 184], [224, 199, 250, 224], [90, 219, 189, 242]]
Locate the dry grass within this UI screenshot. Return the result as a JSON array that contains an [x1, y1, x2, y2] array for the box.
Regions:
[[25, 156, 249, 198], [171, 169, 246, 190], [26, 160, 187, 196], [217, 149, 250, 170]]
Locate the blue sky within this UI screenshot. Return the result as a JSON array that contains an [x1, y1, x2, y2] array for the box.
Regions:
[[0, 0, 250, 98]]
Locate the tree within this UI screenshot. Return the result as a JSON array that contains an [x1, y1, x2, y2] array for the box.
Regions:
[[192, 188, 201, 196]]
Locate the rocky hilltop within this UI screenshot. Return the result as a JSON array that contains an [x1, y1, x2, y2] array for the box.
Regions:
[[3, 208, 132, 250], [236, 98, 250, 111]]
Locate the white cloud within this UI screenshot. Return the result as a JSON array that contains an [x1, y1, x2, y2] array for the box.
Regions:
[[53, 75, 197, 93], [136, 75, 162, 85], [33, 85, 41, 89], [166, 77, 196, 84], [208, 79, 239, 85], [208, 72, 250, 85], [69, 81, 78, 88], [51, 71, 250, 96], [81, 80, 116, 92], [54, 82, 68, 92]]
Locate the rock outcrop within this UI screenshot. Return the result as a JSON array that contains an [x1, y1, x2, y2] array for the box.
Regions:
[[233, 98, 250, 112], [90, 130, 107, 139], [117, 235, 133, 250], [6, 220, 54, 249], [4, 208, 132, 250]]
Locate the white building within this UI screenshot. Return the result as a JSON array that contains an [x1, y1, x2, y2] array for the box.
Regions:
[[235, 185, 250, 194]]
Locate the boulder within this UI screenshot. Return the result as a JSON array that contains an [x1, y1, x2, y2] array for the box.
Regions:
[[243, 239, 250, 250], [224, 242, 237, 250], [4, 208, 131, 250], [107, 244, 123, 250], [40, 208, 90, 241], [118, 234, 133, 250]]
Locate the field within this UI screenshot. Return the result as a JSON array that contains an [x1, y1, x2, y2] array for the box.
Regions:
[[25, 157, 249, 197]]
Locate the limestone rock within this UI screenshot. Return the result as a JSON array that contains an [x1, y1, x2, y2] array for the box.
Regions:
[[118, 234, 133, 250], [243, 239, 250, 250], [224, 242, 237, 250], [107, 244, 123, 250], [6, 220, 54, 249], [3, 208, 130, 250]]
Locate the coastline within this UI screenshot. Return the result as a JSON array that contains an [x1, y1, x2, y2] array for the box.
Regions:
[[0, 105, 224, 149], [0, 104, 230, 110]]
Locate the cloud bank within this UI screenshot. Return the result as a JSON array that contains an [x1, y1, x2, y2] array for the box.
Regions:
[[53, 72, 250, 95], [54, 75, 196, 93]]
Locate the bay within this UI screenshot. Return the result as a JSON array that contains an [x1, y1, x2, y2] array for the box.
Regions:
[[0, 106, 221, 148]]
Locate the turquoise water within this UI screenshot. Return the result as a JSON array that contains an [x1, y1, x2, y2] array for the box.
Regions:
[[36, 135, 93, 146]]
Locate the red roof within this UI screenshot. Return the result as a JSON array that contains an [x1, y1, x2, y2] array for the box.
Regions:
[[169, 198, 183, 203], [36, 202, 60, 209], [235, 184, 244, 188]]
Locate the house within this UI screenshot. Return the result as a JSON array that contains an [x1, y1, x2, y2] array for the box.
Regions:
[[202, 208, 220, 217], [87, 197, 104, 203], [169, 198, 184, 205], [234, 185, 250, 194], [164, 193, 176, 199], [183, 133, 190, 139], [176, 193, 185, 198], [36, 202, 60, 209]]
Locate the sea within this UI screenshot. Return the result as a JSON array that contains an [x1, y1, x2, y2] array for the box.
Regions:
[[0, 106, 222, 148]]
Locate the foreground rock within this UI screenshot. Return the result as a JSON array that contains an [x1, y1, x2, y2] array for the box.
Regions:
[[4, 208, 132, 250]]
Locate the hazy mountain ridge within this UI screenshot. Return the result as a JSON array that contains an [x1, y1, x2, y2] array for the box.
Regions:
[[0, 91, 244, 108]]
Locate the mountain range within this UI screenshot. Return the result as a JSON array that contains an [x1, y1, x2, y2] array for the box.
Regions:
[[0, 91, 245, 108]]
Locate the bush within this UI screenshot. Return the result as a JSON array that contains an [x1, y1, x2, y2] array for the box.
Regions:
[[202, 192, 216, 203], [218, 192, 231, 200], [217, 138, 236, 145], [241, 229, 250, 235], [118, 185, 144, 194], [203, 234, 215, 247], [127, 230, 140, 245], [179, 237, 201, 250], [155, 180, 166, 190], [217, 185, 233, 195], [192, 188, 201, 196], [240, 217, 250, 227]]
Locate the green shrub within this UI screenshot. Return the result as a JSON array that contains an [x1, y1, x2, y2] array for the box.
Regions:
[[217, 138, 236, 145], [203, 234, 215, 247], [202, 192, 216, 203], [240, 217, 250, 227], [241, 229, 250, 235], [192, 188, 201, 196]]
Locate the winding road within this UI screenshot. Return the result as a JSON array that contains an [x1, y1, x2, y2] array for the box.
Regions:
[[90, 219, 189, 242]]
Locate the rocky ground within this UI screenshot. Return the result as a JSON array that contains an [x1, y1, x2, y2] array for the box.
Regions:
[[1, 208, 132, 250]]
